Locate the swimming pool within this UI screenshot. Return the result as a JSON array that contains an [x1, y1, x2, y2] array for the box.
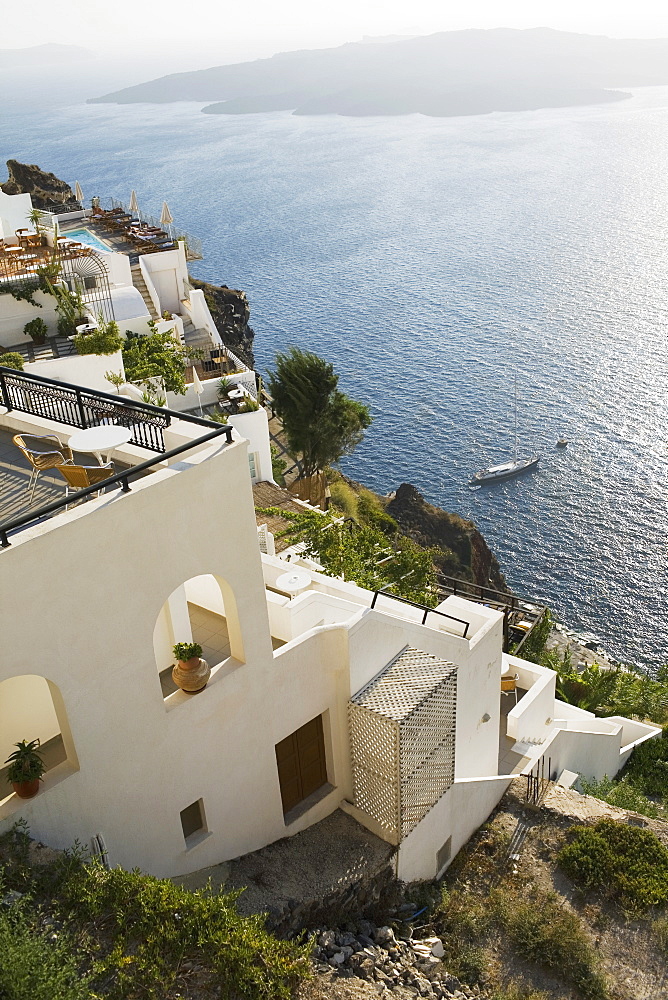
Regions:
[[60, 228, 111, 254]]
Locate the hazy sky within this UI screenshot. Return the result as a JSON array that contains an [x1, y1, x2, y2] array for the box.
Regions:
[[4, 0, 668, 68]]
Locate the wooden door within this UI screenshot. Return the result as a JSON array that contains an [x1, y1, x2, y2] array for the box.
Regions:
[[275, 715, 327, 814]]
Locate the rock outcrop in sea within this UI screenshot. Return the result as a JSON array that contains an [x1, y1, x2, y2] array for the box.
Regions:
[[388, 483, 507, 593], [1, 159, 74, 208]]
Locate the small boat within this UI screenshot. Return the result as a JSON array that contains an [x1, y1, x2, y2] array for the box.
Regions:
[[556, 436, 568, 447], [470, 378, 540, 485], [471, 454, 539, 484]]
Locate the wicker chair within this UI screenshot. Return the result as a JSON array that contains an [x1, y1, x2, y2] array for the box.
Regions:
[[56, 462, 115, 506], [501, 672, 519, 705], [12, 434, 73, 502]]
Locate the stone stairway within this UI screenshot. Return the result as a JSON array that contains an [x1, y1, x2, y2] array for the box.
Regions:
[[181, 317, 214, 356], [130, 264, 160, 320]]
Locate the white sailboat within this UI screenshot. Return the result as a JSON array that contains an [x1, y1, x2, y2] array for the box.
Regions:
[[470, 380, 539, 485]]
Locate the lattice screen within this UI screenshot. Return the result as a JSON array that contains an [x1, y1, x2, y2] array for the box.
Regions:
[[349, 647, 457, 840]]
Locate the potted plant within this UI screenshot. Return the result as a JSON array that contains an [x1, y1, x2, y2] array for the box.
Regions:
[[171, 642, 210, 694], [5, 739, 46, 799], [24, 317, 48, 345]]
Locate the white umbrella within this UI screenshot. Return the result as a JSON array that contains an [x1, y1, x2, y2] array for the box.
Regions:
[[129, 189, 140, 220], [192, 366, 204, 416], [160, 200, 174, 234], [74, 181, 84, 205]]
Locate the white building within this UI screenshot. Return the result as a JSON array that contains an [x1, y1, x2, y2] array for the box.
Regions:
[[0, 189, 660, 883]]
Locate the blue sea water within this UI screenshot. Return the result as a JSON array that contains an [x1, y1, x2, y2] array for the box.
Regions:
[[2, 85, 668, 670]]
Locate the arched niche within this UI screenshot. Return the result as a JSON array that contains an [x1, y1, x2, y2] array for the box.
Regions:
[[152, 574, 245, 700], [0, 675, 78, 797]]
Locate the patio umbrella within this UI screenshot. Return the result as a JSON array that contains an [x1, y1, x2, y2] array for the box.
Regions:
[[160, 201, 174, 235], [129, 189, 140, 221], [74, 181, 84, 205], [192, 366, 204, 416]]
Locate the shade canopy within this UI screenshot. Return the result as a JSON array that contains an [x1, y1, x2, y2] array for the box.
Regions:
[[160, 201, 174, 227], [129, 190, 140, 215], [192, 368, 203, 396], [74, 181, 84, 203]]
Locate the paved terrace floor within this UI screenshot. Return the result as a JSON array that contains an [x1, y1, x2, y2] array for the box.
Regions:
[[0, 428, 151, 530]]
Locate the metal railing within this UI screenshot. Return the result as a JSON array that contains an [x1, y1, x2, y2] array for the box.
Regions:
[[0, 368, 170, 452], [370, 589, 470, 638], [525, 755, 552, 805], [0, 423, 233, 549], [0, 367, 235, 548]]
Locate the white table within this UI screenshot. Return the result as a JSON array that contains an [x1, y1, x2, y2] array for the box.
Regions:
[[68, 425, 132, 465], [275, 569, 312, 599]]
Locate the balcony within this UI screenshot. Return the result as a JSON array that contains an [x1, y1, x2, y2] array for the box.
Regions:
[[0, 366, 234, 547]]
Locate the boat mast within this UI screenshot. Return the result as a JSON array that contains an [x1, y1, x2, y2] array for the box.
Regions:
[[514, 377, 518, 462]]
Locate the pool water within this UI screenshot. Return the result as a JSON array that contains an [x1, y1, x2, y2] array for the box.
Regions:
[[60, 228, 111, 253]]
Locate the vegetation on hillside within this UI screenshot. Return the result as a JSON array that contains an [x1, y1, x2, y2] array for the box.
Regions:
[[122, 326, 191, 396], [0, 822, 310, 1000], [559, 818, 668, 914], [267, 347, 372, 481], [256, 505, 438, 605]]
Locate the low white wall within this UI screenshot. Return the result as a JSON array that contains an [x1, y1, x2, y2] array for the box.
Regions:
[[396, 774, 511, 881], [24, 351, 125, 393], [186, 289, 222, 346], [138, 256, 162, 317], [228, 408, 272, 483], [0, 190, 32, 243], [183, 574, 226, 617], [142, 250, 183, 316], [539, 725, 623, 783], [505, 656, 556, 742], [0, 289, 60, 345]]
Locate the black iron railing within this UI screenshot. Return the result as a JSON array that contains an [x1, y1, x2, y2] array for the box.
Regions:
[[0, 366, 235, 547], [525, 755, 552, 805], [370, 589, 470, 638], [0, 368, 170, 452]]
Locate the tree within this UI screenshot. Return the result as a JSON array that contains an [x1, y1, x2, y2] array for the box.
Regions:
[[267, 348, 371, 479], [122, 327, 190, 395]]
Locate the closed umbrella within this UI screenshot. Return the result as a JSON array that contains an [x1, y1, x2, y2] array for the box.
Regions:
[[160, 200, 174, 236], [192, 366, 204, 416], [129, 189, 140, 221], [74, 181, 84, 205]]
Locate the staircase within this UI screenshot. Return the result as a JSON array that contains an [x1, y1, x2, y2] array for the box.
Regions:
[[130, 264, 160, 320], [181, 317, 214, 356]]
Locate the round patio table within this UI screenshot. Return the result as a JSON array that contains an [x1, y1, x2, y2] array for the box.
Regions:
[[68, 425, 132, 465], [275, 569, 312, 599]]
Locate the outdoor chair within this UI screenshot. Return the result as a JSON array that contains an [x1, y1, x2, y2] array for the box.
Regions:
[[56, 462, 115, 507], [12, 434, 73, 502], [501, 672, 519, 705]]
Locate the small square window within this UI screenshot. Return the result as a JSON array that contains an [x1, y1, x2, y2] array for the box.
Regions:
[[180, 799, 206, 841], [83, 276, 97, 290]]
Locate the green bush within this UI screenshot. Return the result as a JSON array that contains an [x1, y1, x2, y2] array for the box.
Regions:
[[492, 887, 608, 999], [73, 321, 123, 356], [328, 478, 358, 519], [579, 775, 661, 819], [59, 862, 310, 999], [0, 352, 24, 371], [559, 819, 668, 913], [0, 897, 91, 1000], [618, 725, 668, 799], [271, 444, 287, 485]]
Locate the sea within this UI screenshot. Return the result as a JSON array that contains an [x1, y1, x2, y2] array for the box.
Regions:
[[2, 77, 668, 671]]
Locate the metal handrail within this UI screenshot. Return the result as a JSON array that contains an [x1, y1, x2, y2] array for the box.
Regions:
[[0, 423, 233, 548], [370, 589, 470, 638]]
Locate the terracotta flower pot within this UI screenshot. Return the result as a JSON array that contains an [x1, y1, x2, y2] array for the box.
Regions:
[[12, 778, 40, 799], [172, 657, 211, 694]]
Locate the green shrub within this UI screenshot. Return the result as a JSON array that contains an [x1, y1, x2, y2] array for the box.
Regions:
[[328, 479, 358, 519], [579, 775, 661, 819], [73, 321, 122, 356], [59, 861, 310, 999], [653, 915, 668, 955], [492, 887, 608, 999], [0, 897, 91, 1000], [559, 819, 668, 913], [357, 491, 399, 535], [618, 725, 668, 799], [0, 352, 24, 371]]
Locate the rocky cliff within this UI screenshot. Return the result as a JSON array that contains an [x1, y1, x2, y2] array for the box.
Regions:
[[387, 483, 507, 592], [1, 159, 75, 209], [190, 277, 255, 368]]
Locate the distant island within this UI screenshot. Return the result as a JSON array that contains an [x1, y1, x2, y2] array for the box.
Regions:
[[87, 27, 668, 118]]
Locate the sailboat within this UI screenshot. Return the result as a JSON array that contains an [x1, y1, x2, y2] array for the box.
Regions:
[[470, 380, 540, 485]]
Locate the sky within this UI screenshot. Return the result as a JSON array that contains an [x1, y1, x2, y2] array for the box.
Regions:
[[3, 0, 668, 71]]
